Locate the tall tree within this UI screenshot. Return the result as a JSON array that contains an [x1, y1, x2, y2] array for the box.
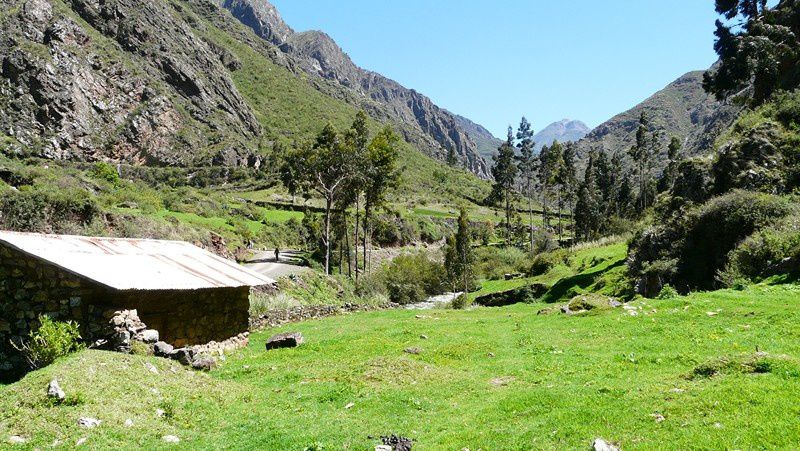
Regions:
[[489, 127, 519, 244], [341, 111, 370, 282], [628, 112, 659, 212], [658, 137, 683, 193], [363, 126, 401, 272], [559, 142, 579, 239], [444, 207, 476, 295], [539, 141, 564, 231], [515, 117, 538, 251], [284, 123, 355, 275], [574, 152, 603, 242], [704, 0, 797, 104]]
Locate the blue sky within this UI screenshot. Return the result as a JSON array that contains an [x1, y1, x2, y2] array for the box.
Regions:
[[271, 0, 723, 138]]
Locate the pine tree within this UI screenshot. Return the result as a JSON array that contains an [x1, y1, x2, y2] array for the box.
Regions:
[[515, 117, 538, 251], [658, 137, 683, 193], [488, 127, 519, 244], [628, 112, 659, 213], [560, 142, 578, 238], [444, 207, 475, 295], [539, 141, 564, 231], [575, 152, 603, 241]]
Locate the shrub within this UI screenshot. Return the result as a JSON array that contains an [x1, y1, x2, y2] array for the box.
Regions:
[[0, 187, 100, 232], [529, 249, 569, 276], [91, 161, 121, 186], [721, 213, 800, 284], [451, 293, 470, 310], [656, 285, 680, 300], [378, 252, 446, 305], [12, 316, 83, 369], [629, 190, 797, 295], [474, 246, 528, 280]]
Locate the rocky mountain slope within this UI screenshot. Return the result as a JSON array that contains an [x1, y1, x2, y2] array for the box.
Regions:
[[452, 114, 503, 161], [0, 0, 492, 178], [575, 70, 741, 168], [0, 0, 266, 167], [214, 0, 490, 177], [533, 119, 590, 151]]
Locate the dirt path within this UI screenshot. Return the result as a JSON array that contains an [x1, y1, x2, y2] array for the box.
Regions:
[[243, 250, 313, 280]]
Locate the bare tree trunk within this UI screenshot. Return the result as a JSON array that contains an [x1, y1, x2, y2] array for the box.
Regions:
[[528, 192, 534, 253], [345, 212, 352, 278], [324, 196, 332, 275], [354, 195, 360, 283], [363, 202, 370, 273]]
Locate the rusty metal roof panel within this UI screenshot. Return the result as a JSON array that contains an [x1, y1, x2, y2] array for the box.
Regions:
[[0, 231, 276, 291]]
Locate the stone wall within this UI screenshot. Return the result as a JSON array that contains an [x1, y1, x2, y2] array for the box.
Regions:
[[0, 243, 250, 379]]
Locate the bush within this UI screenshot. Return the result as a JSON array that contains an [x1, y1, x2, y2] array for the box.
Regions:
[[91, 162, 121, 186], [0, 187, 100, 232], [656, 285, 680, 300], [529, 249, 569, 276], [721, 213, 800, 284], [474, 246, 529, 280], [12, 316, 83, 369], [629, 190, 797, 295], [451, 293, 470, 310], [378, 252, 446, 305]]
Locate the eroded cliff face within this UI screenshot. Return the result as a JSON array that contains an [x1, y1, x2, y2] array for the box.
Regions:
[[213, 0, 490, 178], [0, 0, 263, 167]]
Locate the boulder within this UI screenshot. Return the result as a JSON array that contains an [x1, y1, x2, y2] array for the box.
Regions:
[[153, 341, 174, 357], [137, 329, 159, 344], [265, 332, 304, 350], [592, 438, 619, 451], [47, 379, 65, 402], [191, 358, 216, 372], [170, 348, 196, 365]]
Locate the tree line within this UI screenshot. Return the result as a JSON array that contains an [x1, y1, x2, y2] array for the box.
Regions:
[[488, 113, 684, 246]]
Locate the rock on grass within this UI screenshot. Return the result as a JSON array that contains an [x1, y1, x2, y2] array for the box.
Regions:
[[265, 332, 304, 350]]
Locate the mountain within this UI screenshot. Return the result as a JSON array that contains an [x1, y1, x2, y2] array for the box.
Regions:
[[575, 70, 741, 169], [452, 114, 503, 161], [214, 0, 490, 178], [533, 119, 590, 151], [0, 0, 491, 179]]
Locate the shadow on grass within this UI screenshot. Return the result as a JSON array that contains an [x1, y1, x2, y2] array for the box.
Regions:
[[540, 260, 625, 304]]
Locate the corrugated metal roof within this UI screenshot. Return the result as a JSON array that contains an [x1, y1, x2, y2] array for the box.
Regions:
[[0, 231, 275, 291]]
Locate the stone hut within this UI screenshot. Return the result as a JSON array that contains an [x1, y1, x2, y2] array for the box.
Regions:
[[0, 231, 274, 377]]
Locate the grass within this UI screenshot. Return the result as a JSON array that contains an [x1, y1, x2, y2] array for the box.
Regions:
[[3, 283, 800, 449], [471, 241, 630, 302]]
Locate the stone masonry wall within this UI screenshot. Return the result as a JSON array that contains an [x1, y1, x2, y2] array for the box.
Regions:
[[0, 243, 250, 378]]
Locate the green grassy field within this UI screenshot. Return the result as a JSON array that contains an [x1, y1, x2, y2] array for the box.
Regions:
[[3, 280, 800, 449]]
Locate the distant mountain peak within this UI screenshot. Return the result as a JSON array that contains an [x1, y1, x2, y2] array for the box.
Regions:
[[533, 119, 590, 150]]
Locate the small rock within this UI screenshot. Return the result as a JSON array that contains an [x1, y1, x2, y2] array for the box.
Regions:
[[381, 435, 413, 451], [706, 311, 718, 317], [156, 409, 165, 417], [124, 419, 133, 427], [488, 352, 495, 358], [344, 402, 355, 409], [669, 388, 685, 393], [651, 413, 665, 423], [162, 435, 180, 443], [76, 437, 87, 446], [78, 417, 101, 428], [145, 362, 159, 374], [592, 438, 619, 451], [153, 341, 174, 357], [375, 446, 392, 451], [191, 358, 216, 372], [420, 334, 429, 340], [138, 329, 159, 344], [170, 348, 196, 365], [47, 379, 65, 402], [404, 347, 422, 355], [713, 422, 724, 429], [8, 436, 27, 444], [265, 332, 304, 350]]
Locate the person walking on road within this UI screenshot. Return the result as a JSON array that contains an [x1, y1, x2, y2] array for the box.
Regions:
[[274, 248, 280, 262]]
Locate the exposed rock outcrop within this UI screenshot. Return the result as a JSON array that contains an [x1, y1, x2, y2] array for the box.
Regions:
[[0, 0, 263, 166]]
